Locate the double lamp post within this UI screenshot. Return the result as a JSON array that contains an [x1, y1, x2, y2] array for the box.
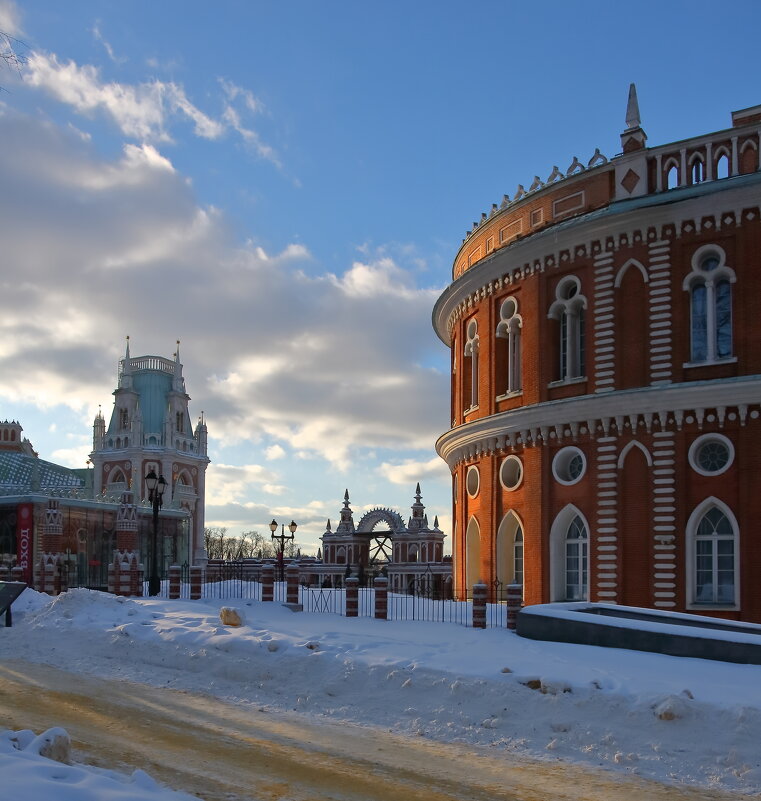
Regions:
[[269, 518, 297, 581], [146, 469, 167, 597]]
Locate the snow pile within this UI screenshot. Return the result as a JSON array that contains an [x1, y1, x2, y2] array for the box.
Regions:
[[3, 588, 761, 794], [0, 726, 198, 801]]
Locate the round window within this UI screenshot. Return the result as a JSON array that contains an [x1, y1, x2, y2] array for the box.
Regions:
[[552, 446, 586, 485], [500, 298, 517, 319], [466, 465, 480, 497], [689, 434, 734, 476], [500, 455, 523, 491], [467, 319, 478, 339]]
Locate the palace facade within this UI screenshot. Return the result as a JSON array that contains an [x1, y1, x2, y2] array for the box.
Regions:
[[433, 87, 761, 622]]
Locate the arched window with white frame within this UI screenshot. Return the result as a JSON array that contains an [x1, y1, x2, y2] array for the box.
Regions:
[[549, 505, 590, 602], [687, 499, 739, 607], [564, 515, 588, 601], [689, 154, 705, 185], [548, 277, 586, 382], [463, 318, 479, 411], [683, 245, 735, 364], [496, 296, 522, 395]]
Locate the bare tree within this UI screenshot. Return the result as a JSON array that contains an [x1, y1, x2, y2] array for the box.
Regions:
[[1, 31, 26, 86]]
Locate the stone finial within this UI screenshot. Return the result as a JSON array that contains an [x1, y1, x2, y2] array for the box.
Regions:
[[625, 83, 641, 130], [620, 83, 647, 152]]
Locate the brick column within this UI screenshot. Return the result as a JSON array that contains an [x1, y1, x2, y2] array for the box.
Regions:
[[506, 583, 522, 631], [261, 564, 275, 602], [373, 576, 388, 620], [189, 565, 203, 600], [286, 564, 300, 605], [169, 565, 181, 599], [345, 577, 359, 617], [472, 581, 487, 629]]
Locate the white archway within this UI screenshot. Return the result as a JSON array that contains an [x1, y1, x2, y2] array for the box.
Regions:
[[496, 510, 524, 585], [465, 516, 481, 591]]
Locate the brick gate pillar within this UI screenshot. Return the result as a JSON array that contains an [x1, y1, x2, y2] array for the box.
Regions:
[[286, 564, 300, 605], [506, 583, 523, 631], [169, 565, 181, 600], [345, 577, 359, 617], [472, 581, 487, 629], [261, 564, 275, 602], [189, 565, 203, 600], [373, 576, 388, 620]]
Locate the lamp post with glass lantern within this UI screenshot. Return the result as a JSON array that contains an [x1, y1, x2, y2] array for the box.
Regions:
[[269, 518, 297, 582], [146, 469, 167, 596]]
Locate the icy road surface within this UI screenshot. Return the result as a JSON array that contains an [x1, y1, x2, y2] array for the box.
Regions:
[[0, 660, 735, 801]]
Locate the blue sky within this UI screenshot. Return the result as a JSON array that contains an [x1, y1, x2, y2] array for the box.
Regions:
[[1, 0, 760, 553]]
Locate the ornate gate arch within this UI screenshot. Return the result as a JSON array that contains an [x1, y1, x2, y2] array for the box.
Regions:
[[356, 508, 405, 565]]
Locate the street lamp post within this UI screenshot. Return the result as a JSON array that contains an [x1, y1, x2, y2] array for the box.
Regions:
[[146, 469, 167, 597], [269, 518, 297, 582]]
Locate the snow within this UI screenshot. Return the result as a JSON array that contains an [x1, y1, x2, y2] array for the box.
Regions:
[[0, 727, 197, 801], [3, 587, 761, 798]]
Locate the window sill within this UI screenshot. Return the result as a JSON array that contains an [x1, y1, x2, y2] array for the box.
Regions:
[[548, 376, 587, 388], [464, 405, 479, 416], [495, 391, 523, 402], [683, 357, 737, 368], [687, 603, 739, 612]]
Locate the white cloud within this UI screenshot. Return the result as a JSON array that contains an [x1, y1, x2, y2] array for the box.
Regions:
[[378, 456, 450, 486], [92, 23, 124, 65], [0, 108, 449, 476], [205, 463, 280, 506], [21, 51, 282, 167], [0, 0, 21, 37], [265, 444, 286, 460], [24, 52, 223, 141], [51, 442, 91, 469]]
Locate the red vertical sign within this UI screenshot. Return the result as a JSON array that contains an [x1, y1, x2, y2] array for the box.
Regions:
[[16, 502, 33, 583]]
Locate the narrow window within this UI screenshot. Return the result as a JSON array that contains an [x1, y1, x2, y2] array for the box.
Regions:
[[694, 508, 735, 604], [565, 515, 588, 601], [715, 280, 732, 358], [691, 283, 708, 361], [513, 527, 524, 587], [666, 164, 679, 189], [716, 154, 730, 179]]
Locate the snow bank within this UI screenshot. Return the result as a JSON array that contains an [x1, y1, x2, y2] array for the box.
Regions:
[[3, 588, 761, 794], [0, 726, 198, 801]]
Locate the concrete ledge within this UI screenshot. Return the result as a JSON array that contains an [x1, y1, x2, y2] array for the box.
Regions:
[[516, 602, 761, 665]]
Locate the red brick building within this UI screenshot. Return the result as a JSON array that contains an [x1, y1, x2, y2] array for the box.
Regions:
[[433, 86, 761, 622]]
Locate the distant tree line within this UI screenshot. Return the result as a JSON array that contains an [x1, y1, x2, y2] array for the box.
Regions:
[[204, 526, 299, 560]]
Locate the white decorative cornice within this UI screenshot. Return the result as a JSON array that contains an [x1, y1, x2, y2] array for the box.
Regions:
[[435, 376, 761, 469]]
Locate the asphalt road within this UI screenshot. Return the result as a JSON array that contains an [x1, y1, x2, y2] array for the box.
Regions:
[[0, 660, 736, 801]]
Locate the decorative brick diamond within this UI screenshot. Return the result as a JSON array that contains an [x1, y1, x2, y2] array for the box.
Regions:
[[621, 168, 640, 194]]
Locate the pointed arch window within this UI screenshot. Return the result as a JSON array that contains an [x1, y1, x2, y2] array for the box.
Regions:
[[684, 246, 735, 364], [694, 507, 735, 605], [548, 277, 586, 382], [565, 515, 588, 601], [496, 297, 522, 395]]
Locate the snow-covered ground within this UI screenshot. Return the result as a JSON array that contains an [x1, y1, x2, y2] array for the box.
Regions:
[[2, 587, 761, 799]]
